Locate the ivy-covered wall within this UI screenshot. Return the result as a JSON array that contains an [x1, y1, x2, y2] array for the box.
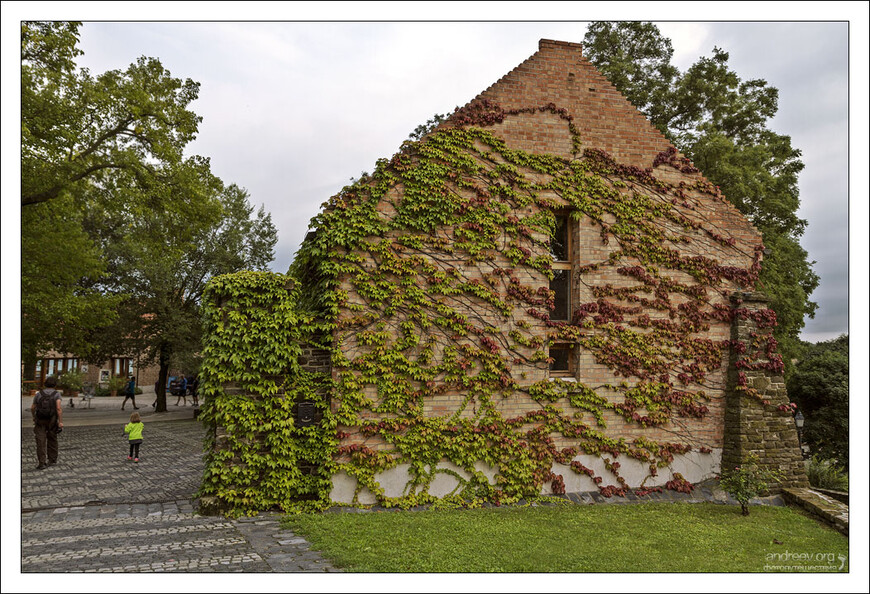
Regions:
[[197, 272, 336, 515], [197, 39, 805, 516], [312, 115, 767, 506]]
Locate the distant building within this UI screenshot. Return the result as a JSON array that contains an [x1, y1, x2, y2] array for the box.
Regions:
[[29, 350, 162, 394]]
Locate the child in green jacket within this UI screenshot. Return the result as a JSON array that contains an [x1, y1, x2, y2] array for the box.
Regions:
[[124, 412, 144, 462]]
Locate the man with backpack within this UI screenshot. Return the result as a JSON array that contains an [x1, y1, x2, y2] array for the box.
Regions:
[[30, 375, 64, 470]]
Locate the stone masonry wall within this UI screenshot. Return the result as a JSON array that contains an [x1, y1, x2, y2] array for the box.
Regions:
[[299, 344, 331, 376], [722, 291, 809, 490]]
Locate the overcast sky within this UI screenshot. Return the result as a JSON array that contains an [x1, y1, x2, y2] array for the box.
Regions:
[[58, 19, 855, 343], [4, 5, 867, 350]]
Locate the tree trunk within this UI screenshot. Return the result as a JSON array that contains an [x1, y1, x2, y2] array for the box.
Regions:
[[155, 343, 170, 412]]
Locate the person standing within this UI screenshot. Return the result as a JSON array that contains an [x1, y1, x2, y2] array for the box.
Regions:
[[31, 375, 64, 470], [174, 375, 188, 406], [189, 375, 199, 407], [121, 375, 139, 410], [124, 412, 145, 462]]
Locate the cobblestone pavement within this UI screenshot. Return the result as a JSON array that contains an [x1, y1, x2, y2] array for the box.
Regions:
[[20, 417, 338, 573], [19, 397, 786, 574], [21, 422, 204, 509]]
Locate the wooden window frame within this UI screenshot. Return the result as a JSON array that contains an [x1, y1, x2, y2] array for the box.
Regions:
[[37, 357, 80, 386], [112, 357, 133, 377], [549, 211, 576, 378]]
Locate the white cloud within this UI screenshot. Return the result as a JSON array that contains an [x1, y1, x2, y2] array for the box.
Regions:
[[658, 22, 711, 68]]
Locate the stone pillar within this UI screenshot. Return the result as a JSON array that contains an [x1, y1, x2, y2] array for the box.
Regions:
[[722, 292, 808, 490]]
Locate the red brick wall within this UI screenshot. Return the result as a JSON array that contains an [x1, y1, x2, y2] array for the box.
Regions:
[[469, 39, 671, 167], [452, 39, 759, 247]]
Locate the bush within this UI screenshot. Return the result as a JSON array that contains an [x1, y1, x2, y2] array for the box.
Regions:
[[107, 375, 128, 392], [806, 456, 848, 492], [57, 368, 85, 392], [719, 454, 783, 516]]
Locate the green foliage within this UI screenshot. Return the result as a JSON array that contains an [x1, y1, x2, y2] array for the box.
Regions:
[[787, 335, 848, 468], [688, 131, 804, 235], [284, 503, 847, 572], [718, 454, 783, 515], [805, 455, 848, 492], [581, 22, 680, 134], [107, 374, 129, 392], [584, 22, 819, 377], [278, 116, 784, 510], [21, 21, 279, 397], [85, 159, 278, 411], [21, 21, 201, 207], [584, 23, 778, 146], [20, 21, 234, 377], [207, 83, 798, 512], [20, 193, 119, 364], [407, 112, 452, 141]]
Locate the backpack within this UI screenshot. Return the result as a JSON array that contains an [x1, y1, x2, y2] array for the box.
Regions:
[[35, 390, 57, 420]]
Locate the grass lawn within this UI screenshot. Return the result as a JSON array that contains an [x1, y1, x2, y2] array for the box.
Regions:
[[283, 502, 848, 572]]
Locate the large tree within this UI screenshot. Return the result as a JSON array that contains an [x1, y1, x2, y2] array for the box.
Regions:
[[583, 22, 819, 374], [20, 192, 119, 368], [21, 21, 207, 375], [84, 158, 278, 411]]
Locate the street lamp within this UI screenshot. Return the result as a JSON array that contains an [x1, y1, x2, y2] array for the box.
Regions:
[[793, 410, 809, 459]]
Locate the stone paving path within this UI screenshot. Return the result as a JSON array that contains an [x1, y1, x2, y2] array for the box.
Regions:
[[20, 419, 337, 573]]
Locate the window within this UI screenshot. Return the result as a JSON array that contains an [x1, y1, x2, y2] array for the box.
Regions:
[[550, 214, 570, 261], [37, 357, 79, 386], [112, 357, 133, 377], [549, 344, 574, 377], [549, 212, 574, 378], [550, 270, 570, 321], [550, 213, 571, 321]]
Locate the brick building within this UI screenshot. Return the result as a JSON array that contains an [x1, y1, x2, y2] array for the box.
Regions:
[[29, 350, 162, 394], [206, 39, 807, 509]]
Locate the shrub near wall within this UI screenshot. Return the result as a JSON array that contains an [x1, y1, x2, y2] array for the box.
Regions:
[[197, 271, 336, 516]]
